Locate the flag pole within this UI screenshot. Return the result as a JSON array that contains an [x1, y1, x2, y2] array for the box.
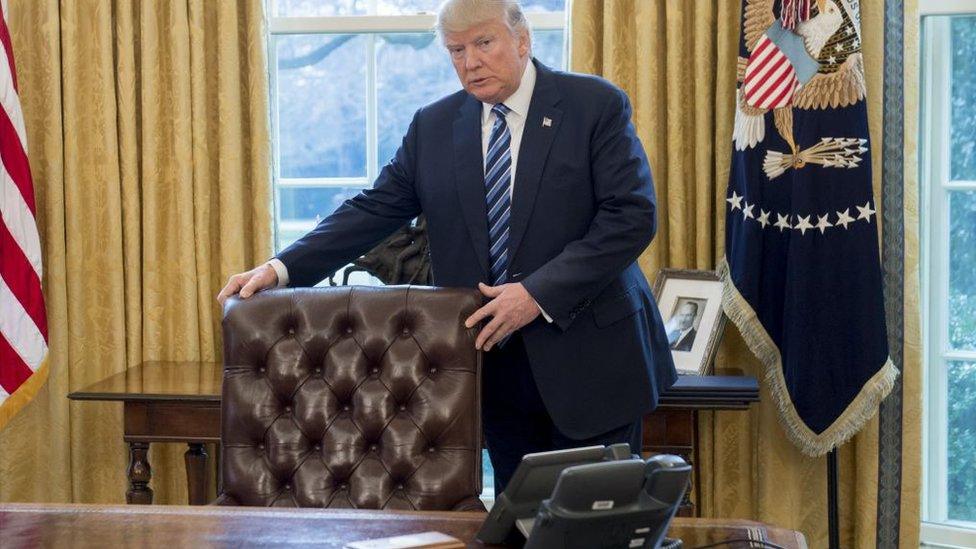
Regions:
[[827, 449, 840, 549]]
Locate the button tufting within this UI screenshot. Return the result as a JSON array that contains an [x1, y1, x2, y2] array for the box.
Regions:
[[401, 328, 410, 336], [284, 484, 291, 490], [314, 444, 321, 451], [257, 443, 264, 449], [396, 484, 404, 490], [343, 404, 350, 412], [399, 404, 407, 412], [429, 367, 437, 375], [345, 327, 353, 335], [371, 367, 379, 375], [340, 483, 349, 490], [287, 327, 295, 335], [427, 447, 436, 453], [258, 367, 266, 373], [314, 367, 322, 374], [284, 406, 292, 413], [370, 444, 378, 451]]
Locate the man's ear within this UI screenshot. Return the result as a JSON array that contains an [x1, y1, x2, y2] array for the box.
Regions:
[[518, 29, 531, 57]]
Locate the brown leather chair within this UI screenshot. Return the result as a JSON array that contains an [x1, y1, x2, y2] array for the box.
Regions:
[[215, 286, 485, 511]]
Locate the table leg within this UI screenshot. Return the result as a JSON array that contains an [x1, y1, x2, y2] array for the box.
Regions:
[[126, 441, 153, 504], [185, 443, 209, 505]]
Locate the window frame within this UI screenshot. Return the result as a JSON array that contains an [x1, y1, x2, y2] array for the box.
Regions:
[[266, 6, 567, 251], [919, 2, 976, 545]]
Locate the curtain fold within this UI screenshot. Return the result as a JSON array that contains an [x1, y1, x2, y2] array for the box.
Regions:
[[570, 1, 920, 547], [0, 0, 271, 505]]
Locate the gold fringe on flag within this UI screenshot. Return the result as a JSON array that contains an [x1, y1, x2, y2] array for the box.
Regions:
[[0, 358, 50, 431], [718, 260, 899, 457]]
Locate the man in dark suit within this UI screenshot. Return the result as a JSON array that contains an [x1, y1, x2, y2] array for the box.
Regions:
[[218, 0, 676, 494]]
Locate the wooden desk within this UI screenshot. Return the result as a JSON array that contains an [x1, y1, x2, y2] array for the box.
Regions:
[[0, 504, 807, 548], [69, 362, 759, 512]]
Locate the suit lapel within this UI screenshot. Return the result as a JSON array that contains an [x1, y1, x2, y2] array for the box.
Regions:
[[453, 94, 490, 277], [508, 61, 563, 267]]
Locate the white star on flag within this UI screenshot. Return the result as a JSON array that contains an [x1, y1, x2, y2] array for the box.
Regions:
[[727, 191, 743, 211], [795, 215, 814, 235], [836, 208, 855, 229], [856, 201, 876, 222], [743, 202, 755, 220], [758, 209, 771, 228], [774, 213, 792, 232], [816, 213, 833, 234]]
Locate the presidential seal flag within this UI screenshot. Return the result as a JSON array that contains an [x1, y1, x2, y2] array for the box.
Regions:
[[720, 0, 898, 456], [1, 1, 49, 429]]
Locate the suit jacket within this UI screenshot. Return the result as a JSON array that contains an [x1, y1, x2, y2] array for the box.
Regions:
[[671, 328, 697, 352], [277, 59, 677, 439]]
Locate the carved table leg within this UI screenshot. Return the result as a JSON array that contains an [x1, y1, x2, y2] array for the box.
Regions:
[[185, 443, 209, 505], [126, 441, 153, 504]]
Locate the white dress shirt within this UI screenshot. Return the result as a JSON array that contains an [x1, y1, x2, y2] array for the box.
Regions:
[[481, 60, 536, 197], [269, 61, 550, 324]]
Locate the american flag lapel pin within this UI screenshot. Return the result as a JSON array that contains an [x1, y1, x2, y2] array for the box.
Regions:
[[542, 117, 552, 127]]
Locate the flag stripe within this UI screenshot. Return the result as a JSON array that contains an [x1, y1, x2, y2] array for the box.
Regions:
[[745, 54, 790, 99], [0, 223, 47, 339], [744, 37, 773, 77], [1, 162, 42, 275], [0, 276, 46, 370], [0, 102, 34, 214], [743, 39, 778, 85], [0, 9, 16, 93], [0, 332, 34, 395], [756, 67, 796, 108], [0, 36, 27, 152], [763, 75, 798, 109], [744, 51, 786, 94]]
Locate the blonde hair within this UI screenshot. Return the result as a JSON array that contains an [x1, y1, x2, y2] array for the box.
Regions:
[[435, 0, 531, 40]]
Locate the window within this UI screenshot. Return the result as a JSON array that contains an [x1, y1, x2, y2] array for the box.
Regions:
[[921, 3, 976, 546], [267, 0, 568, 502], [268, 0, 567, 285]]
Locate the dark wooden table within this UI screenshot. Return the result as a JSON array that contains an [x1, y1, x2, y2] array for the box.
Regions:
[[69, 362, 759, 512], [0, 504, 807, 548], [68, 361, 223, 505]]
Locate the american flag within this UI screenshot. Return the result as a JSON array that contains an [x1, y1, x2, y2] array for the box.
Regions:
[[0, 0, 48, 428]]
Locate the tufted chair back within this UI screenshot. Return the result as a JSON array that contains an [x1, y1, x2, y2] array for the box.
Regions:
[[216, 286, 485, 511]]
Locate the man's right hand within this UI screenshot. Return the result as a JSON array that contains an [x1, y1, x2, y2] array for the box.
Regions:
[[217, 264, 279, 306]]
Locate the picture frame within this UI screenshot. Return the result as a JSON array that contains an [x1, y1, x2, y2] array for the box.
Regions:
[[652, 269, 728, 376]]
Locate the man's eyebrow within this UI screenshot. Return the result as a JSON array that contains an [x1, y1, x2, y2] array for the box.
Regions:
[[446, 33, 496, 48]]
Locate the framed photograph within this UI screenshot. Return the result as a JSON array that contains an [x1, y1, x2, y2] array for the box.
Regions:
[[652, 269, 728, 376]]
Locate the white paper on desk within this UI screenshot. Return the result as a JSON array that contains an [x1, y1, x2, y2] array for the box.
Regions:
[[344, 530, 464, 549]]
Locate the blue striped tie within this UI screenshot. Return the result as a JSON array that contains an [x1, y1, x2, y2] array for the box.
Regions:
[[485, 103, 512, 286]]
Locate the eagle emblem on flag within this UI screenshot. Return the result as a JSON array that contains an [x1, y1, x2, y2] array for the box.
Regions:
[[721, 0, 897, 456]]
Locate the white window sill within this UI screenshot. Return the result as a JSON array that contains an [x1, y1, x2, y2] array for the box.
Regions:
[[920, 521, 976, 548]]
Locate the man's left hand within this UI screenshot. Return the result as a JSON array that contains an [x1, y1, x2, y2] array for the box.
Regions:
[[464, 282, 541, 351]]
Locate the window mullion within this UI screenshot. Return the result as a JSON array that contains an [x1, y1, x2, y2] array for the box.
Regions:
[[269, 34, 282, 251], [922, 14, 954, 524], [366, 34, 379, 189]]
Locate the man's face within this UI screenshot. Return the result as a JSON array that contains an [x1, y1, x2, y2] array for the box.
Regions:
[[676, 304, 696, 330], [443, 17, 530, 104]]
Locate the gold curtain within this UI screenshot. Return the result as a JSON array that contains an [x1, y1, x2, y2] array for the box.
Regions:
[[571, 1, 921, 547], [0, 0, 271, 505]]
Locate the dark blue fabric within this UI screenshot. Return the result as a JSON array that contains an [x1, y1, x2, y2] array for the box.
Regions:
[[725, 22, 889, 435], [277, 60, 677, 439], [482, 335, 642, 494]]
